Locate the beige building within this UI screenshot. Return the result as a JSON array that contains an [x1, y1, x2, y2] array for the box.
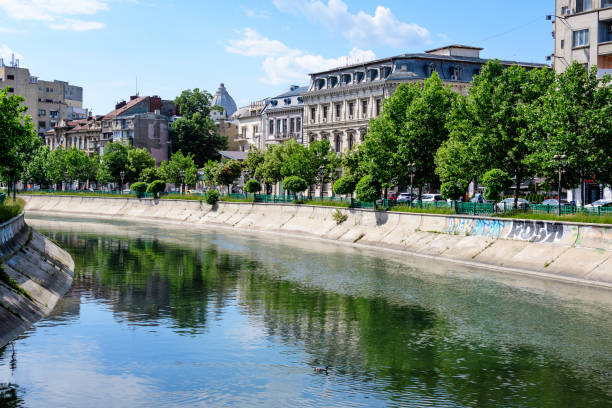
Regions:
[[231, 100, 268, 151], [552, 0, 612, 75], [45, 116, 103, 157], [0, 58, 84, 139]]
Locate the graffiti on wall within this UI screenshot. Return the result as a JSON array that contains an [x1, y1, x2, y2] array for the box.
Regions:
[[0, 214, 24, 245], [447, 218, 506, 239], [505, 221, 565, 243]]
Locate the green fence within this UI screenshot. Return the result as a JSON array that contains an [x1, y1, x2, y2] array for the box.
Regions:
[[0, 192, 5, 205]]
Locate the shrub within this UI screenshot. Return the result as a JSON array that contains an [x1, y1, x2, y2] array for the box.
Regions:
[[0, 198, 25, 223], [282, 176, 308, 196], [245, 179, 261, 194], [482, 169, 512, 202], [440, 180, 466, 200], [146, 180, 166, 198], [333, 176, 356, 196], [130, 181, 147, 197], [205, 189, 220, 205], [355, 175, 381, 203], [332, 209, 348, 224]]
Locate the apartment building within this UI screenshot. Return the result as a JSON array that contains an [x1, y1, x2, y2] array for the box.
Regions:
[[231, 99, 269, 151], [45, 116, 103, 157], [261, 85, 307, 148], [0, 57, 83, 139], [552, 0, 612, 75]]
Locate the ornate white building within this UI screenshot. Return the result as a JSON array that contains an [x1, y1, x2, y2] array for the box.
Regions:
[[261, 85, 307, 147], [302, 45, 546, 154], [231, 99, 268, 151]]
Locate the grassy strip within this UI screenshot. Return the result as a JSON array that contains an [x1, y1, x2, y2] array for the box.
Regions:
[[20, 191, 131, 198], [304, 200, 351, 208], [390, 205, 455, 215], [0, 264, 33, 302], [220, 196, 254, 203], [0, 198, 25, 223], [493, 211, 612, 224]]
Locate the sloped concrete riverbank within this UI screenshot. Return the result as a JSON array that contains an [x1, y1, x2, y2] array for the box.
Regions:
[[21, 195, 612, 288], [0, 212, 74, 348]]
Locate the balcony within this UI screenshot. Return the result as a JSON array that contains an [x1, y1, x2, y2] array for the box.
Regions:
[[599, 41, 612, 55]]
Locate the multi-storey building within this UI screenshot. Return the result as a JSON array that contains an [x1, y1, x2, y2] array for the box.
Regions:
[[45, 116, 103, 157], [552, 0, 612, 75], [261, 85, 307, 148], [231, 99, 269, 151], [0, 57, 83, 139], [303, 45, 545, 196]]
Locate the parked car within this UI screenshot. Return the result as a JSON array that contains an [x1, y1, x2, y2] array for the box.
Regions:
[[413, 194, 444, 203], [470, 193, 485, 203], [540, 199, 571, 206], [496, 198, 530, 211], [396, 192, 416, 203], [584, 199, 612, 209]]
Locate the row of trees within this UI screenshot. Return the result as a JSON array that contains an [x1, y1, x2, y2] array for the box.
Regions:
[[330, 61, 612, 205]]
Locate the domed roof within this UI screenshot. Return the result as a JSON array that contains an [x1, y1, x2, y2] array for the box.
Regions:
[[211, 83, 237, 117]]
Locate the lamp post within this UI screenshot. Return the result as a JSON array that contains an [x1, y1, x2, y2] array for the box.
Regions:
[[120, 171, 125, 194], [407, 162, 416, 207], [553, 154, 567, 216], [319, 167, 325, 200], [180, 170, 185, 195], [64, 171, 69, 192]]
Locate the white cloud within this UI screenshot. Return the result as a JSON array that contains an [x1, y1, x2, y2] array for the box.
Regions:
[[0, 44, 23, 62], [49, 18, 105, 31], [0, 0, 110, 30], [273, 0, 430, 48], [227, 29, 375, 85], [240, 6, 270, 19]]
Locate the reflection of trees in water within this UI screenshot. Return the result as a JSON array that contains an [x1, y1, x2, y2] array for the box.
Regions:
[[42, 231, 612, 407], [0, 345, 24, 408]]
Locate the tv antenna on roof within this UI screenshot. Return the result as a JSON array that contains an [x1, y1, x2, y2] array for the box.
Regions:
[[135, 75, 139, 97]]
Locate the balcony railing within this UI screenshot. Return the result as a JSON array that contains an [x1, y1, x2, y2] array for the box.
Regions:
[[598, 40, 612, 55]]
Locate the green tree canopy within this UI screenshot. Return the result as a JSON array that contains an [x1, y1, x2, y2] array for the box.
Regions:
[[333, 176, 357, 196], [282, 176, 308, 196], [160, 150, 198, 186], [481, 169, 512, 202], [355, 175, 381, 203], [212, 160, 242, 193], [98, 142, 130, 186], [126, 148, 156, 182]]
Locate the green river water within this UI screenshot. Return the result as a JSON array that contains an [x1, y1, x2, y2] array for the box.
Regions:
[[0, 216, 611, 407]]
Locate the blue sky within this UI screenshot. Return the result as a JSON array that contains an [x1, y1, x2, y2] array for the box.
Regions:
[[0, 0, 553, 114]]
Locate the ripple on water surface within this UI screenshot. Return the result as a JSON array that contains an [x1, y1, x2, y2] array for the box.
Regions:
[[0, 216, 611, 407]]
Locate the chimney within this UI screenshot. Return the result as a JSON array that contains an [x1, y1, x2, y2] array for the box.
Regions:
[[115, 100, 127, 110], [150, 95, 162, 112], [130, 95, 139, 101]]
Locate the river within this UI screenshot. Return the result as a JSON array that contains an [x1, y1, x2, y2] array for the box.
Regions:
[[1, 216, 611, 407]]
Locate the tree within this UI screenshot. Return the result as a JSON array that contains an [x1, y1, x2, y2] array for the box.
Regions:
[[212, 160, 242, 194], [160, 150, 198, 187], [245, 179, 261, 194], [24, 145, 50, 187], [360, 83, 420, 196], [65, 148, 92, 184], [146, 180, 166, 198], [201, 160, 218, 188], [282, 176, 308, 197], [130, 181, 148, 197], [140, 167, 162, 183], [172, 89, 227, 166], [398, 72, 456, 197], [440, 180, 466, 200], [442, 61, 554, 208], [481, 169, 512, 202], [0, 87, 40, 198], [46, 148, 69, 188], [98, 142, 129, 186], [308, 139, 340, 198], [281, 140, 317, 184], [355, 175, 381, 204], [244, 148, 264, 179], [526, 62, 612, 201], [333, 176, 357, 196], [126, 148, 156, 182], [256, 144, 284, 189]]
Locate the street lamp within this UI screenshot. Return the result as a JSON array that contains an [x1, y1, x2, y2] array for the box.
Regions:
[[120, 171, 125, 194], [553, 154, 567, 216], [407, 163, 416, 207], [319, 167, 325, 199], [64, 171, 69, 192], [180, 170, 185, 195]]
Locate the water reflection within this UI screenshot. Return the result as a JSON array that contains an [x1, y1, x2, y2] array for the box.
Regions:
[[0, 217, 611, 407]]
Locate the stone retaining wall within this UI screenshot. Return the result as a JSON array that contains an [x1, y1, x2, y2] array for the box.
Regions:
[[21, 195, 612, 287], [0, 212, 74, 348]]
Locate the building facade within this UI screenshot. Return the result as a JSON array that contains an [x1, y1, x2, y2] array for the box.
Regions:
[[45, 116, 102, 157], [552, 0, 612, 75], [231, 99, 268, 151], [303, 45, 545, 156], [261, 85, 307, 148], [0, 58, 84, 139]]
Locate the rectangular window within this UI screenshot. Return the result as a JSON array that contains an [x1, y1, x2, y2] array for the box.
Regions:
[[561, 6, 568, 14], [282, 119, 287, 133], [323, 105, 328, 119], [348, 102, 354, 116], [269, 119, 274, 134], [376, 99, 381, 115], [242, 127, 247, 138], [311, 107, 316, 121], [38, 121, 46, 128], [7, 87, 14, 93], [561, 39, 565, 49], [296, 117, 301, 131], [277, 119, 281, 134], [39, 109, 46, 116], [362, 100, 368, 116], [573, 29, 589, 47], [290, 118, 295, 132], [576, 0, 592, 12], [335, 104, 341, 118], [604, 0, 612, 8], [7, 74, 14, 80]]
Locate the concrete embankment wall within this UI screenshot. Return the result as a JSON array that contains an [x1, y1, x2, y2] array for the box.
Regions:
[[21, 195, 612, 287], [0, 212, 74, 348]]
